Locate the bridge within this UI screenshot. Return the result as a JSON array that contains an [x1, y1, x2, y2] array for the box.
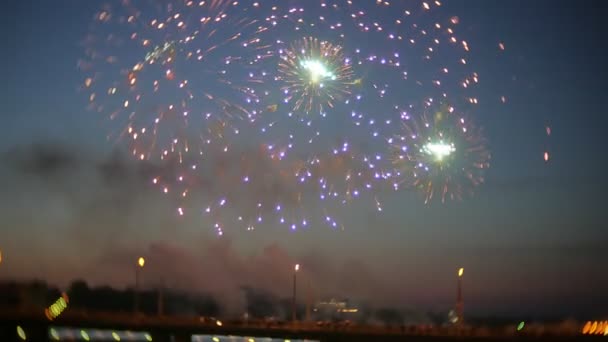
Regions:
[[0, 310, 591, 342]]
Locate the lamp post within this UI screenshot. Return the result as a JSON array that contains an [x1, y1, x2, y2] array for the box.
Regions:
[[456, 267, 464, 325], [158, 277, 164, 317], [305, 280, 312, 323], [135, 257, 145, 315], [292, 263, 300, 323]]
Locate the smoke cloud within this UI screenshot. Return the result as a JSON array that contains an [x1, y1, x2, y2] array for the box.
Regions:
[[0, 141, 398, 316]]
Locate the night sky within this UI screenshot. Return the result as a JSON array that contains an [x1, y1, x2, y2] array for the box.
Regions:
[[3, 0, 608, 319]]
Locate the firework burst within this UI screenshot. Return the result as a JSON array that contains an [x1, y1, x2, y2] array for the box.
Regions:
[[390, 104, 490, 203], [80, 0, 502, 232], [278, 36, 355, 114]]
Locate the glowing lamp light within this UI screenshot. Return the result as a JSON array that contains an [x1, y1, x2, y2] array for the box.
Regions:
[[582, 321, 591, 334], [294, 263, 300, 272], [138, 257, 145, 268], [590, 321, 598, 334], [81, 330, 90, 341], [50, 328, 60, 340], [423, 141, 455, 161], [581, 320, 608, 335], [458, 268, 464, 277], [17, 326, 26, 341], [596, 322, 604, 334], [301, 59, 335, 83], [45, 293, 69, 321]]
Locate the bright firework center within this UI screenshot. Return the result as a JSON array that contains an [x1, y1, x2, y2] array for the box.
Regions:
[[422, 141, 456, 161], [300, 59, 336, 84]]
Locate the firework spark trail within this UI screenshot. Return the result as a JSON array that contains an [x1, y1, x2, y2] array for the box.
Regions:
[[151, 140, 381, 234], [81, 0, 274, 162]]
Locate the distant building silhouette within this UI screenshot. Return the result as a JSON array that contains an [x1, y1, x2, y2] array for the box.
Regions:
[[313, 298, 360, 322]]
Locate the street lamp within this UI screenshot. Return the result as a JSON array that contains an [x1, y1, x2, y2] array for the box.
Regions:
[[292, 264, 300, 323], [456, 267, 464, 325], [135, 257, 145, 315]]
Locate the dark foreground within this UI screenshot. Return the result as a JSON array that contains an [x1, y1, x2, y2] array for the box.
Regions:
[[0, 310, 594, 342]]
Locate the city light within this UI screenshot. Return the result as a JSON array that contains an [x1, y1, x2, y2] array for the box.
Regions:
[[49, 328, 154, 341], [294, 263, 300, 272], [582, 320, 608, 335], [17, 326, 26, 341], [50, 328, 60, 340], [582, 321, 591, 334], [138, 257, 145, 268], [458, 267, 464, 277]]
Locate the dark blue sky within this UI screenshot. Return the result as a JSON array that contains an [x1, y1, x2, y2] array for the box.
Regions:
[[2, 0, 607, 319]]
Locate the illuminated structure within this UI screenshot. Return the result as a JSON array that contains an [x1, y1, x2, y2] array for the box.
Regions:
[[313, 298, 359, 321], [456, 267, 464, 325]]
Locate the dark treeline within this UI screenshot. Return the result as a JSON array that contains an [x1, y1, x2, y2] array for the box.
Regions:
[[0, 280, 452, 325], [0, 279, 218, 317]]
